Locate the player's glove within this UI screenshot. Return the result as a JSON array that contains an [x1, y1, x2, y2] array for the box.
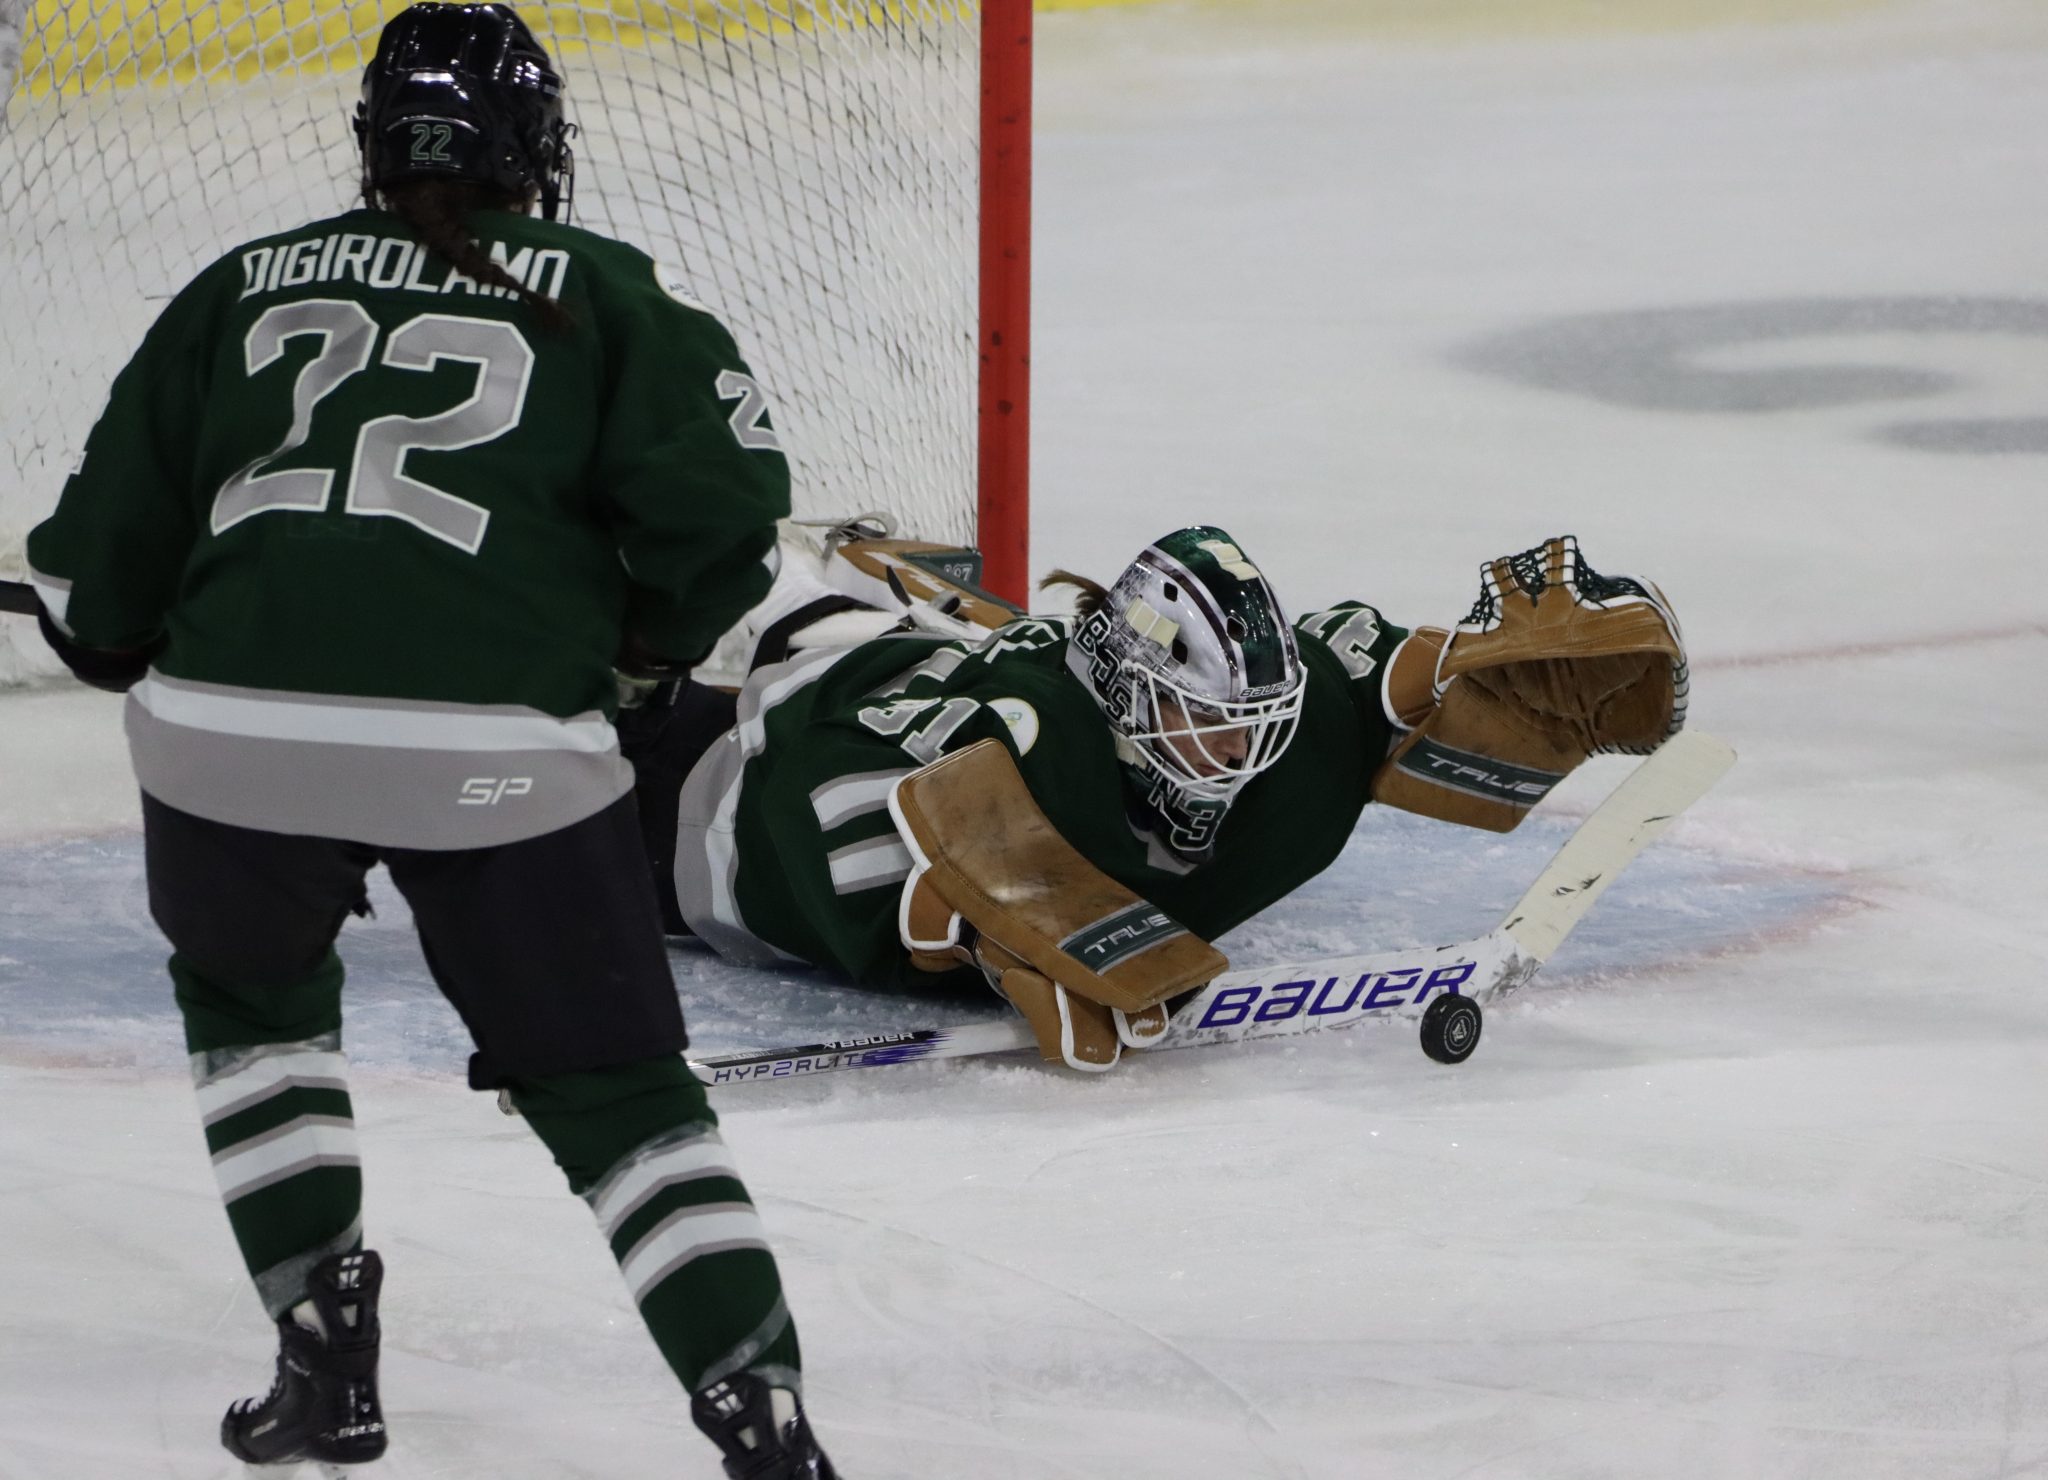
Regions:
[[38, 607, 158, 693], [1373, 536, 1687, 831]]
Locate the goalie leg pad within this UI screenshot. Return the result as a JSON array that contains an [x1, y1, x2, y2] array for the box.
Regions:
[[827, 537, 1024, 635], [736, 530, 898, 672], [738, 525, 1028, 672], [888, 739, 1226, 1015]]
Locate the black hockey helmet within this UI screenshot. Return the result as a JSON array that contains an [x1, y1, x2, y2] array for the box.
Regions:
[[355, 3, 574, 220]]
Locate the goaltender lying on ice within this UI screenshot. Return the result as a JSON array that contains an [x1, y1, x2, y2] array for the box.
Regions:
[[624, 523, 1692, 1073]]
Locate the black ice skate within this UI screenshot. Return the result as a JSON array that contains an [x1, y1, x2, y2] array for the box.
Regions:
[[221, 1249, 387, 1468], [691, 1373, 840, 1479]]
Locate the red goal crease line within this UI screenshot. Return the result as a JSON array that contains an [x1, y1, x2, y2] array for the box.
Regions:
[[1694, 620, 2048, 673]]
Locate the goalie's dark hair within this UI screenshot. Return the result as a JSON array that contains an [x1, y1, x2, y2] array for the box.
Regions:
[[1040, 568, 1108, 618], [369, 178, 572, 333]]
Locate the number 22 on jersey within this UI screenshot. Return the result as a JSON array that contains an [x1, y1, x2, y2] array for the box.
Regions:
[[212, 301, 533, 554]]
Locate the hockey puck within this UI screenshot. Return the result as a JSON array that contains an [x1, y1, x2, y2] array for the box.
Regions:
[[1419, 994, 1483, 1065]]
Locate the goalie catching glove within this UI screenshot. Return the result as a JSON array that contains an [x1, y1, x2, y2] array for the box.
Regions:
[[889, 739, 1225, 1071], [1373, 536, 1688, 832]]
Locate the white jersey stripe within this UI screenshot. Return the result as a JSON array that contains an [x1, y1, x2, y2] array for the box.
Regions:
[[695, 646, 850, 957], [809, 768, 912, 832], [132, 673, 617, 754], [827, 834, 913, 893], [737, 645, 852, 752], [24, 563, 72, 631]]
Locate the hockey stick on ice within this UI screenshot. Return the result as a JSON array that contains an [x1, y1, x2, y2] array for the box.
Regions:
[[0, 578, 36, 616], [693, 730, 1738, 1087]]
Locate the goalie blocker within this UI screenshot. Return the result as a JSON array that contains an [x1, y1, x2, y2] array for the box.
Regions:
[[889, 739, 1226, 1072]]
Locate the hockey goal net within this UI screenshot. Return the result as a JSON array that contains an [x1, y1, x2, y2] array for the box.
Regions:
[[0, 0, 1030, 683]]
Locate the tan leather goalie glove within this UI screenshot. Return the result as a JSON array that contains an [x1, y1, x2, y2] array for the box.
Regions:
[[975, 938, 1175, 1073], [890, 740, 1225, 1072], [1373, 536, 1688, 832]]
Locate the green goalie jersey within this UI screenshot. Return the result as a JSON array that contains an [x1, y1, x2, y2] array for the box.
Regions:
[[674, 603, 1410, 988], [26, 207, 788, 849]]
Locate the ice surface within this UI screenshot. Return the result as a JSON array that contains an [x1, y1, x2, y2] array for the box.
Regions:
[[3, 2, 2047, 1477], [0, 803, 1853, 1075]]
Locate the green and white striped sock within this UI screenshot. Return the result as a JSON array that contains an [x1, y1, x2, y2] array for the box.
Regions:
[[511, 1059, 803, 1394], [192, 1035, 363, 1318], [583, 1122, 800, 1392]]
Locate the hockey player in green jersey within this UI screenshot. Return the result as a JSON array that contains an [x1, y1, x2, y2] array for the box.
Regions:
[[24, 6, 838, 1475], [630, 522, 1688, 1073]]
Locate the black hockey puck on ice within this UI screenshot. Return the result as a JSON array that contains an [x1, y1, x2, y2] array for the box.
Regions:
[[1419, 994, 1482, 1065]]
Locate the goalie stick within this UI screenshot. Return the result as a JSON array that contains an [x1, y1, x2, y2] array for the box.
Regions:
[[692, 729, 1737, 1087], [0, 578, 35, 616]]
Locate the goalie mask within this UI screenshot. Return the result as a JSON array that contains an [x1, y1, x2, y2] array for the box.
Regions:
[[356, 4, 575, 220], [1066, 527, 1305, 859]]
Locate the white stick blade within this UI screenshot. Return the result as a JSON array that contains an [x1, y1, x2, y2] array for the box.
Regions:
[[1501, 730, 1736, 962]]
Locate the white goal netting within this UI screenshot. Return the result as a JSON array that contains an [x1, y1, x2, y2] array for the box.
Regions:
[[0, 0, 985, 683]]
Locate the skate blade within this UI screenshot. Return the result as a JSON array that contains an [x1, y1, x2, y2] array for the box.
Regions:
[[238, 1463, 368, 1479]]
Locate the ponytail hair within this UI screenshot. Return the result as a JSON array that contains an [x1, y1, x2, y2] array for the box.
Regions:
[[370, 178, 573, 333], [1039, 568, 1109, 618]]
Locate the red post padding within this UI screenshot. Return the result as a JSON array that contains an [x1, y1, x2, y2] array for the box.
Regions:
[[978, 0, 1032, 605]]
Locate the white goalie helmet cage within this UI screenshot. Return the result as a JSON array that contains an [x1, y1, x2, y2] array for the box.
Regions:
[[1066, 526, 1306, 808]]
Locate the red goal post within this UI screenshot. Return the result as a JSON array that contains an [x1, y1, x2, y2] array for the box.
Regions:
[[978, 0, 1031, 605]]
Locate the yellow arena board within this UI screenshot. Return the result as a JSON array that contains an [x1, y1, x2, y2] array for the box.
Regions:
[[17, 0, 978, 93], [13, 0, 1895, 96]]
